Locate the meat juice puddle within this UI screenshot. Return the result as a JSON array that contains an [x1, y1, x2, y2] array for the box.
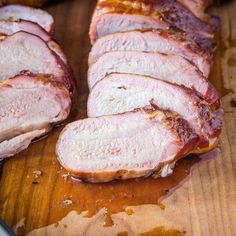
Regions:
[[59, 150, 219, 221]]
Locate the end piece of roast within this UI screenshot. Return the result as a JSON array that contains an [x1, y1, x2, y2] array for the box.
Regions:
[[88, 73, 222, 149], [0, 73, 71, 159], [88, 29, 212, 77], [56, 109, 199, 183], [0, 4, 54, 33], [90, 0, 216, 50], [88, 51, 219, 105], [0, 31, 72, 91]]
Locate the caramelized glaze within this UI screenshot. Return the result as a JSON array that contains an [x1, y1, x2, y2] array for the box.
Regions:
[[96, 0, 160, 17]]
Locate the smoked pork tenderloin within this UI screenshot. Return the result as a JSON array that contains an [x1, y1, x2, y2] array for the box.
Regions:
[[0, 73, 71, 159], [89, 0, 216, 50], [88, 29, 213, 77], [0, 31, 73, 91], [88, 51, 218, 105], [88, 73, 222, 149], [0, 20, 68, 65], [0, 4, 54, 33], [56, 109, 199, 182]]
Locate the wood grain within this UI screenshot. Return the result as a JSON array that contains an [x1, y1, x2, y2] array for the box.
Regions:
[[0, 0, 236, 235]]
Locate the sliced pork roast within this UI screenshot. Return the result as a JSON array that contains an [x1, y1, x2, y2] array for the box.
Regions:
[[88, 51, 218, 105], [0, 73, 71, 159], [0, 4, 54, 33], [0, 20, 68, 65], [88, 29, 212, 77], [56, 109, 199, 182], [88, 73, 222, 149], [89, 0, 216, 50], [0, 31, 72, 90]]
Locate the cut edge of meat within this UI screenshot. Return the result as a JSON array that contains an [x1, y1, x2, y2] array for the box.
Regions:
[[0, 129, 47, 159], [0, 73, 72, 158], [87, 51, 219, 105], [89, 13, 170, 44], [0, 21, 72, 84], [56, 108, 199, 183], [0, 19, 51, 41], [0, 31, 74, 92], [87, 73, 222, 148], [89, 0, 217, 49], [0, 4, 54, 33], [88, 29, 213, 77]]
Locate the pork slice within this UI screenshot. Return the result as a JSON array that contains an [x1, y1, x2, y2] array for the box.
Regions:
[[0, 129, 47, 159], [0, 31, 72, 91], [89, 0, 216, 49], [88, 73, 222, 148], [89, 29, 212, 77], [0, 73, 71, 158], [0, 4, 54, 33], [0, 19, 50, 41], [0, 20, 68, 65], [88, 51, 218, 105], [56, 109, 199, 182]]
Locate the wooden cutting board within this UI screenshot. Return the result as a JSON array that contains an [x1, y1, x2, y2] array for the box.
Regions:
[[0, 0, 236, 235]]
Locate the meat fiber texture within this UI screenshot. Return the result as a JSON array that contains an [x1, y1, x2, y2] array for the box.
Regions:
[[88, 73, 222, 149], [0, 4, 54, 33], [0, 31, 72, 91], [0, 20, 68, 65], [88, 29, 213, 77], [56, 109, 199, 182], [0, 74, 71, 159], [89, 0, 216, 51], [0, 6, 73, 159], [88, 51, 219, 105]]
